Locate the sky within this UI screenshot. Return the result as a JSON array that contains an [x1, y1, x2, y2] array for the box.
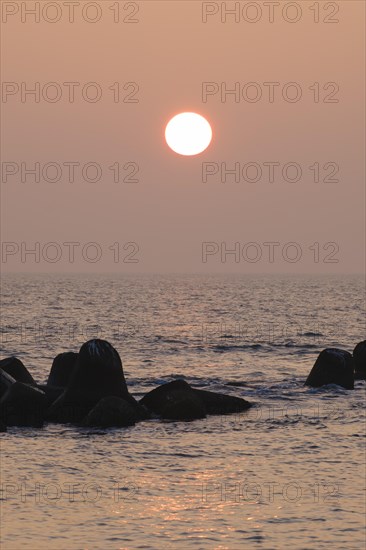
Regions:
[[1, 0, 365, 273]]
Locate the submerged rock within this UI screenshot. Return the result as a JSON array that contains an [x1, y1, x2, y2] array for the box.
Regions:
[[139, 380, 203, 420], [81, 396, 140, 428], [140, 379, 252, 421], [353, 340, 366, 380], [0, 382, 46, 427], [0, 357, 35, 385], [47, 352, 78, 388], [305, 348, 354, 390], [161, 394, 206, 421], [194, 388, 252, 414]]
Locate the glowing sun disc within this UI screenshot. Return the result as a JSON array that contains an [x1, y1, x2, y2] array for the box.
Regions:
[[165, 112, 212, 156]]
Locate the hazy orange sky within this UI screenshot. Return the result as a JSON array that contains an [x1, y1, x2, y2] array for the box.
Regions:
[[1, 0, 365, 273]]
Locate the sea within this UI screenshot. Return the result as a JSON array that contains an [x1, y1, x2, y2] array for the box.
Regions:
[[0, 273, 365, 549]]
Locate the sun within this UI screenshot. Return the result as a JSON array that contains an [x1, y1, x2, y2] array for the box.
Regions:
[[165, 112, 212, 156]]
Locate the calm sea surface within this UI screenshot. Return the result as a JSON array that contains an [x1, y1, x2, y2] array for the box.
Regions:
[[1, 274, 365, 549]]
